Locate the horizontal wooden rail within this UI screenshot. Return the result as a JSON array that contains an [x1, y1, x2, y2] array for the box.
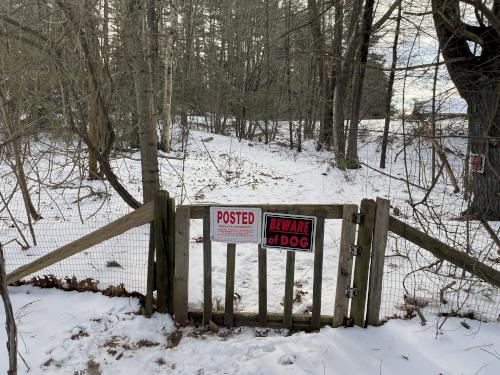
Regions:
[[182, 204, 345, 219], [189, 310, 333, 331], [389, 216, 500, 289], [7, 202, 155, 284]]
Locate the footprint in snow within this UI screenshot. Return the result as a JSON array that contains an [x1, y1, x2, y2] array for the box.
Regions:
[[279, 354, 296, 365]]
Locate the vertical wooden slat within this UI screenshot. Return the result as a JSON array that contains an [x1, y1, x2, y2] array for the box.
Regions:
[[174, 206, 190, 324], [283, 251, 295, 328], [350, 199, 376, 327], [366, 197, 390, 326], [203, 208, 212, 324], [166, 197, 176, 313], [145, 223, 155, 316], [333, 204, 358, 327], [258, 208, 267, 326], [224, 243, 236, 327], [155, 191, 169, 313], [311, 212, 325, 330], [258, 244, 267, 326]]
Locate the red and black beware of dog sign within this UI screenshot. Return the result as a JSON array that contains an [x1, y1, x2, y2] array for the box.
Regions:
[[262, 213, 317, 252]]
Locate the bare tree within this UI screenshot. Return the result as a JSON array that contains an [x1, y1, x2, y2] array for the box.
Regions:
[[346, 0, 376, 168], [127, 0, 160, 203], [380, 1, 402, 169], [307, 0, 328, 149], [332, 0, 345, 162], [431, 0, 500, 219], [161, 0, 177, 152]]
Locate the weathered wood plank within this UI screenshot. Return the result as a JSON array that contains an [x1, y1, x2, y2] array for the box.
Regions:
[[350, 199, 376, 327], [389, 216, 500, 289], [166, 197, 176, 313], [189, 310, 332, 331], [258, 244, 267, 326], [366, 197, 390, 326], [224, 243, 236, 327], [283, 251, 295, 328], [154, 192, 168, 313], [311, 212, 325, 330], [332, 204, 358, 327], [174, 206, 190, 324], [7, 202, 155, 284], [145, 224, 155, 316], [203, 208, 213, 324], [183, 204, 344, 220]]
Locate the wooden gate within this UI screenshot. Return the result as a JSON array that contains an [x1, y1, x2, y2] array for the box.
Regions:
[[172, 198, 391, 331]]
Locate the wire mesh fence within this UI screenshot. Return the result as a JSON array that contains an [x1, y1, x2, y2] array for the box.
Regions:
[[1, 209, 151, 294], [0, 135, 151, 294], [381, 233, 500, 323]]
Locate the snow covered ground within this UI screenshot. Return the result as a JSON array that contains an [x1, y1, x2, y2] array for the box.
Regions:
[[1, 285, 500, 374]]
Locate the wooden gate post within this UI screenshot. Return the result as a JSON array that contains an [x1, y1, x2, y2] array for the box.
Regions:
[[145, 226, 155, 316], [283, 251, 295, 329], [258, 210, 268, 326], [366, 197, 390, 326], [203, 208, 213, 324], [258, 244, 267, 326], [167, 197, 176, 314], [350, 199, 376, 327], [333, 204, 358, 327], [311, 211, 326, 330], [154, 191, 170, 313], [224, 243, 236, 327], [174, 206, 190, 324]]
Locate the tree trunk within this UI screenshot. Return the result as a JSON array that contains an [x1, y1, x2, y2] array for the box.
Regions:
[[180, 0, 194, 151], [335, 0, 363, 166], [346, 0, 376, 169], [466, 92, 500, 219], [307, 0, 327, 149], [147, 0, 160, 116], [161, 0, 176, 152], [264, 0, 271, 145], [380, 2, 402, 169], [128, 0, 160, 203], [431, 0, 500, 219], [333, 0, 345, 162], [84, 0, 109, 180], [285, 0, 293, 150]]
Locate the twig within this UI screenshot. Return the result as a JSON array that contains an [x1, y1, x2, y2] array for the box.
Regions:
[[200, 137, 227, 181], [465, 343, 494, 351], [360, 162, 426, 191], [480, 219, 500, 255]]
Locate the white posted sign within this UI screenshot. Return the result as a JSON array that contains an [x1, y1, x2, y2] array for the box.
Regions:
[[210, 207, 262, 243]]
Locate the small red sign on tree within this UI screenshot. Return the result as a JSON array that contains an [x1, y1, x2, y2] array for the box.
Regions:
[[469, 153, 485, 173]]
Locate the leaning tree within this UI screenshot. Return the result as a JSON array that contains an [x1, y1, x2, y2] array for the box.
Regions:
[[432, 0, 500, 219]]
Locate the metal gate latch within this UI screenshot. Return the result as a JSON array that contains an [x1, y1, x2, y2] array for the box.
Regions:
[[345, 287, 358, 298], [349, 245, 361, 257], [352, 213, 363, 225]]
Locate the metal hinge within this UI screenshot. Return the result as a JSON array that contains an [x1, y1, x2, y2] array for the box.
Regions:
[[349, 245, 361, 257], [345, 287, 358, 298], [352, 212, 363, 225]]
